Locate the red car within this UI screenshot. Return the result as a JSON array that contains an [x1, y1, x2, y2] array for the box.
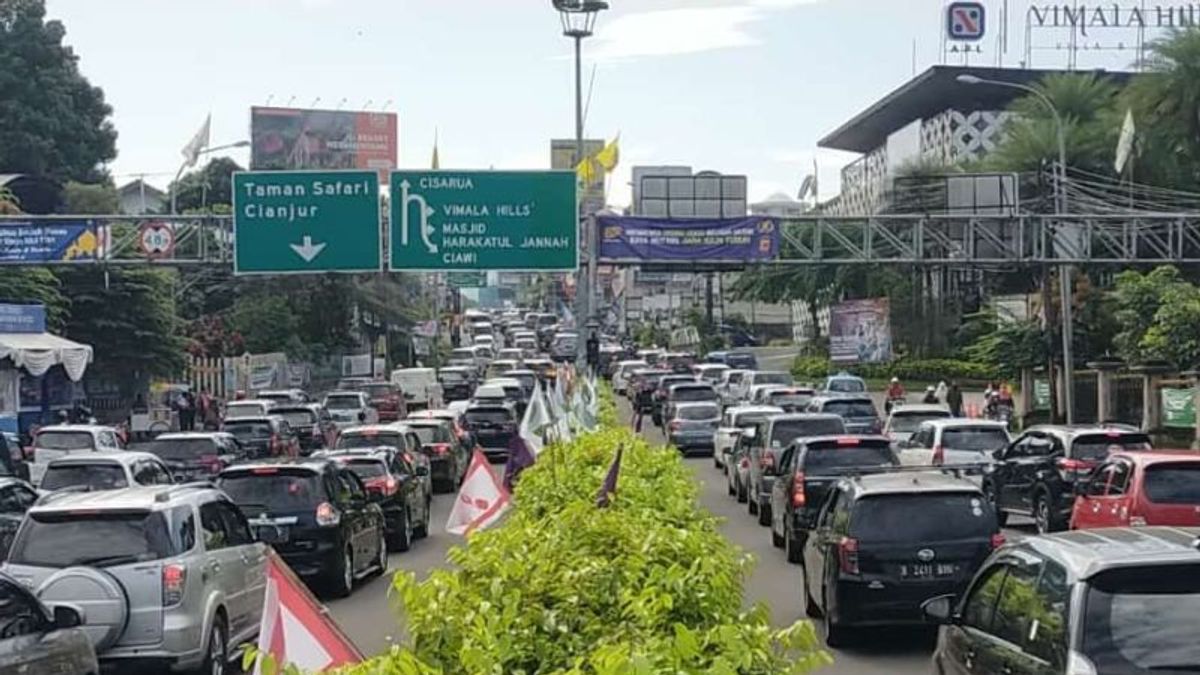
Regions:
[[360, 382, 407, 422], [1070, 450, 1200, 529]]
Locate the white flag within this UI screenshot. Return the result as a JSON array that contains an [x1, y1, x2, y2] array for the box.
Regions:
[[520, 386, 551, 456], [181, 114, 211, 168], [1114, 109, 1136, 174], [446, 449, 511, 536]]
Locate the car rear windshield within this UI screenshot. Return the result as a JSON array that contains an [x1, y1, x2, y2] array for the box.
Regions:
[[465, 409, 513, 425], [9, 510, 184, 567], [826, 378, 866, 393], [408, 425, 450, 444], [324, 395, 362, 410], [338, 458, 388, 480], [823, 400, 878, 418], [755, 372, 793, 386], [339, 432, 405, 450], [734, 412, 775, 428], [802, 443, 895, 473], [677, 405, 720, 421], [440, 370, 469, 383], [769, 393, 813, 408], [217, 469, 326, 514], [726, 372, 746, 385], [850, 493, 995, 542], [1143, 464, 1200, 504], [451, 350, 475, 360], [1073, 433, 1153, 460], [224, 421, 272, 439], [942, 427, 1010, 451], [771, 419, 847, 447], [511, 374, 536, 390], [673, 387, 718, 402], [362, 384, 396, 398], [35, 431, 95, 451], [224, 403, 264, 418], [40, 463, 128, 491], [148, 438, 221, 460], [726, 355, 756, 369], [273, 410, 316, 427], [1082, 565, 1200, 673], [890, 411, 951, 433]]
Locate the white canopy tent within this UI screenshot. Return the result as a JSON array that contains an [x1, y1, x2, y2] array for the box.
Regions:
[[0, 332, 93, 381]]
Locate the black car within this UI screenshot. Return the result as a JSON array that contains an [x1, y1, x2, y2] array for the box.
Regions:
[[806, 395, 882, 435], [746, 414, 847, 526], [216, 459, 389, 598], [926, 526, 1200, 675], [651, 375, 697, 426], [401, 419, 464, 493], [144, 431, 247, 480], [270, 404, 338, 453], [438, 367, 476, 402], [0, 479, 37, 559], [659, 382, 719, 429], [802, 469, 1001, 647], [323, 448, 430, 552], [724, 351, 758, 370], [767, 435, 895, 560], [462, 404, 519, 462], [221, 416, 300, 459], [984, 425, 1152, 533]]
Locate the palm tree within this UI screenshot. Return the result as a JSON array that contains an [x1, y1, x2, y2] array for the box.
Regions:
[[1122, 28, 1200, 187]]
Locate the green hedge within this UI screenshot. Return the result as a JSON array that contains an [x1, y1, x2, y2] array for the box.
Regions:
[[793, 356, 999, 383], [330, 387, 830, 674]]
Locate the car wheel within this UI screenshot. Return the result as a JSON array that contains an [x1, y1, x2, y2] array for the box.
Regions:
[[736, 476, 748, 504], [785, 525, 804, 564], [804, 578, 821, 618], [983, 482, 1008, 527], [822, 587, 846, 648], [413, 506, 430, 539], [197, 614, 227, 675], [393, 508, 412, 552], [757, 502, 772, 527], [727, 472, 736, 496], [713, 453, 721, 469], [771, 521, 784, 548], [1034, 492, 1062, 534], [748, 495, 758, 516], [329, 545, 354, 598]]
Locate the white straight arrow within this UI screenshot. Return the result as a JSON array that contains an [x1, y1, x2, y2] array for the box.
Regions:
[[290, 235, 327, 263]]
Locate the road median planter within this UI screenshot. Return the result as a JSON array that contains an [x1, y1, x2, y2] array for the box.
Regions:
[[334, 386, 832, 674]]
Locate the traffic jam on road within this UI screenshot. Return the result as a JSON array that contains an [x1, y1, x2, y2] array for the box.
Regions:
[[616, 349, 1200, 673]]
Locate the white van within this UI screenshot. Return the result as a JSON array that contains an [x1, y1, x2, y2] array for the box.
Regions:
[[29, 424, 124, 485], [391, 367, 443, 410]]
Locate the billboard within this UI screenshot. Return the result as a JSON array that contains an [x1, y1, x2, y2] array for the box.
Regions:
[[250, 107, 397, 177], [829, 299, 893, 365], [551, 139, 604, 213], [0, 220, 105, 264], [597, 215, 778, 263]]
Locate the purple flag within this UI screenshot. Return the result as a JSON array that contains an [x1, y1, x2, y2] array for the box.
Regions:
[[502, 433, 536, 492], [595, 445, 624, 508]]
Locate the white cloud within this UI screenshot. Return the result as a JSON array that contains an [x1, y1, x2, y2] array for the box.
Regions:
[[591, 0, 824, 61]]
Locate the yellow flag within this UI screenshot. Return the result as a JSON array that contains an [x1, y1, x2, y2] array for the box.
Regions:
[[595, 136, 620, 172], [576, 156, 599, 184]]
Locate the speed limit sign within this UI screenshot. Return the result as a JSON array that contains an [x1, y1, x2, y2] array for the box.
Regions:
[[138, 222, 175, 259]]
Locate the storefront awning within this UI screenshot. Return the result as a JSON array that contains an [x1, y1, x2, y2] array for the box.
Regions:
[[0, 332, 93, 381]]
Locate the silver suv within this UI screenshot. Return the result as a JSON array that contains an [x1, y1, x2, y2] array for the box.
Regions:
[[2, 483, 267, 674]]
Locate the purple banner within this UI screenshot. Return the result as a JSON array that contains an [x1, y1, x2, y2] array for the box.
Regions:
[[597, 216, 779, 263]]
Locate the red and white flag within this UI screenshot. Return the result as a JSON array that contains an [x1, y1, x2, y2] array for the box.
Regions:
[[446, 449, 511, 536], [254, 551, 362, 673]]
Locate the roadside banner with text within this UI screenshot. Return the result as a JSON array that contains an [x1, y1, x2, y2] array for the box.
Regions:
[[389, 171, 577, 271], [250, 107, 397, 180], [829, 299, 893, 365], [1161, 387, 1196, 429], [232, 170, 380, 275], [0, 220, 105, 264], [596, 216, 779, 263]]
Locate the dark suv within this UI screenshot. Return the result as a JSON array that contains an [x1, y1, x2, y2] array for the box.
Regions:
[[651, 375, 697, 426], [401, 419, 465, 493], [802, 469, 1001, 647], [438, 367, 476, 402], [926, 526, 1200, 675], [462, 404, 519, 462], [767, 435, 895, 560], [215, 459, 388, 598], [984, 425, 1152, 533], [270, 404, 338, 453], [745, 414, 847, 526], [806, 395, 881, 434], [322, 448, 430, 552]]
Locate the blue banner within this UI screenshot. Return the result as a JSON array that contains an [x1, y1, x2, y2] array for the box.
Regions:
[[0, 220, 102, 264], [0, 304, 45, 334], [597, 216, 779, 263]]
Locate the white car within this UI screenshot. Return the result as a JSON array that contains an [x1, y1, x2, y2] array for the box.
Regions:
[[391, 367, 443, 410], [693, 363, 731, 386], [612, 360, 649, 396], [40, 451, 174, 492], [713, 405, 783, 471], [734, 371, 794, 404], [322, 391, 379, 429], [223, 399, 274, 420], [899, 419, 1011, 470], [717, 369, 751, 406], [28, 424, 125, 485], [883, 403, 952, 445]]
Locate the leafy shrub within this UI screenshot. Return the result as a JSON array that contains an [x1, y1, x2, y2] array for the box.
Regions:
[[330, 386, 831, 675], [792, 356, 999, 383]]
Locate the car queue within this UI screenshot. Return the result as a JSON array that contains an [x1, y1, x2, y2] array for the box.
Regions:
[[621, 358, 1200, 672]]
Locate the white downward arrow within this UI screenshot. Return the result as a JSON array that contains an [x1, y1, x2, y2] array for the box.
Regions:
[[290, 235, 327, 263]]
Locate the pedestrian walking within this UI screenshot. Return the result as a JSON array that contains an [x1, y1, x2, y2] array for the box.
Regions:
[[177, 390, 196, 431], [947, 381, 963, 417]]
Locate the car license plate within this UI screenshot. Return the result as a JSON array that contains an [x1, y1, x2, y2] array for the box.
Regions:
[[900, 563, 956, 579]]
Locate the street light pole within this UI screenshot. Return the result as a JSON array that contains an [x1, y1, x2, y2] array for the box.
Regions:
[[957, 75, 1075, 423], [170, 140, 251, 215]]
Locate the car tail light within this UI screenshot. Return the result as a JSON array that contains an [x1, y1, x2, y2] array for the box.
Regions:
[[269, 433, 280, 454], [932, 445, 945, 466], [200, 454, 222, 472], [990, 533, 1006, 549], [1057, 457, 1092, 480], [366, 477, 399, 495], [430, 443, 451, 455], [837, 537, 859, 575], [669, 420, 682, 431], [315, 501, 340, 527], [791, 471, 806, 508], [740, 457, 750, 469], [162, 563, 187, 606], [403, 452, 415, 464]]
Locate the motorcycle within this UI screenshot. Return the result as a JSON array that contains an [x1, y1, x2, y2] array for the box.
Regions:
[[884, 395, 906, 414]]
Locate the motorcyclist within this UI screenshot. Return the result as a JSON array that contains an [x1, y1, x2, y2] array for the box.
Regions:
[[884, 377, 906, 413], [922, 385, 940, 404]]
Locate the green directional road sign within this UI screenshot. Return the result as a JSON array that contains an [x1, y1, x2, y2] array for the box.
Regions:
[[447, 271, 487, 288], [389, 170, 577, 271], [233, 170, 381, 275]]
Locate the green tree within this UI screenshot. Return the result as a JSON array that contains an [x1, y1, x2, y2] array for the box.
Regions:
[[228, 292, 302, 357], [0, 268, 67, 330], [171, 156, 242, 213], [0, 0, 117, 183], [1123, 28, 1200, 187], [1112, 266, 1183, 364], [59, 181, 118, 214]]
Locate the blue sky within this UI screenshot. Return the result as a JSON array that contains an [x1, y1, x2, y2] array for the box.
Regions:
[[46, 0, 1144, 207]]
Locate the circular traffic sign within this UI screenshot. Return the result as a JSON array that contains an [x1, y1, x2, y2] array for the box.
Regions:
[[138, 221, 175, 259]]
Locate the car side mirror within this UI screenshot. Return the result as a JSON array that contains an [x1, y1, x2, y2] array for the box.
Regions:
[[415, 465, 430, 477], [52, 605, 83, 629], [358, 411, 367, 422], [921, 595, 957, 625]]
